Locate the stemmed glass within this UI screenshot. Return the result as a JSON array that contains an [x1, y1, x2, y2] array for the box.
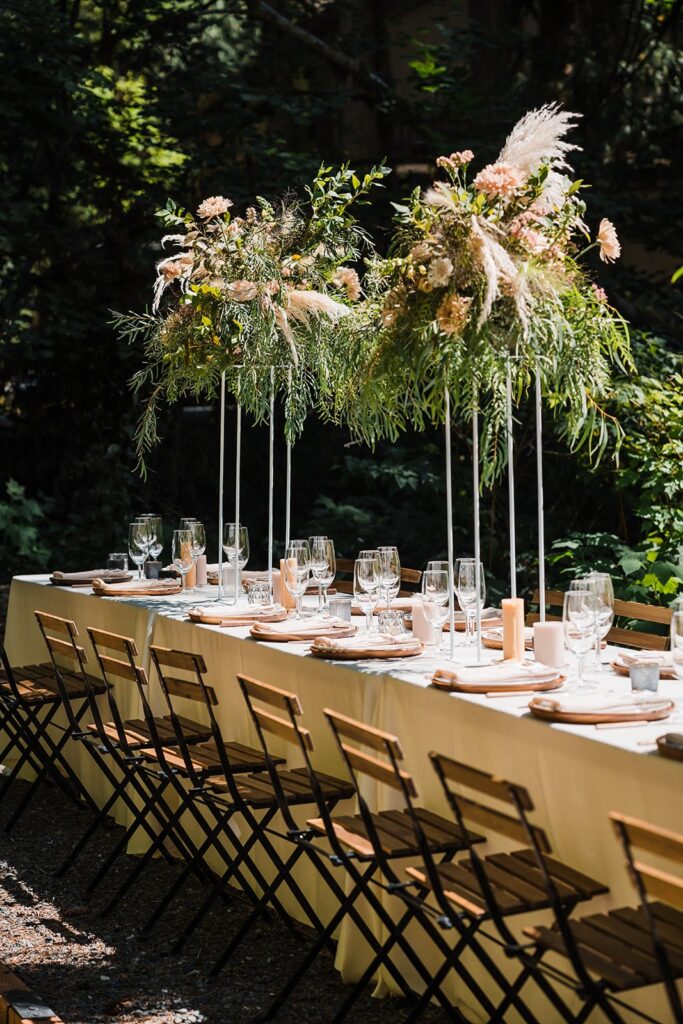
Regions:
[[172, 529, 196, 588], [377, 546, 401, 611], [586, 572, 614, 667], [315, 539, 336, 615], [223, 524, 249, 601], [148, 517, 164, 562], [185, 521, 206, 592], [128, 522, 148, 580], [284, 540, 311, 619], [456, 560, 486, 645], [309, 535, 329, 610], [563, 589, 598, 690], [422, 569, 450, 655], [354, 557, 379, 633], [669, 599, 683, 722]]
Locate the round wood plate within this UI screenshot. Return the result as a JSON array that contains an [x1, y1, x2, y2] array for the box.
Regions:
[[481, 630, 534, 651], [656, 734, 683, 761], [188, 609, 288, 626], [250, 625, 356, 643], [610, 660, 676, 680], [528, 698, 674, 725], [432, 673, 565, 694], [310, 643, 424, 660]]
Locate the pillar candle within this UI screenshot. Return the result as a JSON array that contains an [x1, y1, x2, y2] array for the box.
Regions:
[[502, 597, 525, 661], [411, 600, 436, 645], [273, 563, 296, 610], [181, 542, 196, 590], [533, 621, 565, 668], [195, 554, 207, 587]]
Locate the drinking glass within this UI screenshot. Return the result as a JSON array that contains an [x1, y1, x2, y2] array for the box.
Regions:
[[172, 529, 195, 586], [563, 589, 598, 690], [456, 560, 486, 645], [309, 535, 329, 609], [134, 517, 154, 561], [148, 517, 164, 560], [222, 523, 249, 600], [354, 557, 379, 633], [377, 546, 401, 611], [586, 572, 614, 667], [672, 598, 683, 681], [315, 539, 336, 615], [359, 549, 382, 573], [422, 569, 450, 654], [128, 522, 148, 579], [284, 540, 311, 619], [190, 521, 206, 560]]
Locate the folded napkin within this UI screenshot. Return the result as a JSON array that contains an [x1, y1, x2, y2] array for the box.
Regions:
[[92, 578, 182, 597], [532, 692, 671, 716], [50, 569, 132, 586], [434, 660, 558, 688], [251, 615, 355, 642], [351, 597, 414, 616], [188, 604, 287, 626], [482, 626, 534, 645], [616, 650, 673, 668], [312, 632, 423, 655]]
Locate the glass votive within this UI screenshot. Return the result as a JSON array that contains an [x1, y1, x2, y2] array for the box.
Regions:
[[144, 561, 161, 580], [630, 664, 659, 692], [378, 609, 405, 636], [107, 553, 128, 571], [247, 581, 272, 606], [328, 596, 353, 622]]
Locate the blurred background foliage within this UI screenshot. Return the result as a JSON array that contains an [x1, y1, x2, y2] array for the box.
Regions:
[[0, 0, 681, 604]]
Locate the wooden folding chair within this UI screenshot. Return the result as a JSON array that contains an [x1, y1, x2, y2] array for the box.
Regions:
[[527, 589, 672, 650], [56, 626, 214, 890], [335, 557, 422, 596], [0, 612, 106, 832], [401, 752, 610, 1024], [522, 813, 683, 1024]]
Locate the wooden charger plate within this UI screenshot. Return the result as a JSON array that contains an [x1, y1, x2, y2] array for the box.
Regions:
[[528, 697, 674, 725], [481, 629, 533, 651], [656, 734, 683, 761], [432, 672, 565, 694], [610, 660, 677, 680], [310, 641, 424, 661], [187, 608, 288, 626], [250, 624, 356, 643]]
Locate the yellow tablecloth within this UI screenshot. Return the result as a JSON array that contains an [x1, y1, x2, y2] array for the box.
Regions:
[[4, 575, 683, 1022]]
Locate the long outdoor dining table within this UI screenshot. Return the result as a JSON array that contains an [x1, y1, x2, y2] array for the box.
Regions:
[[4, 575, 682, 1022]]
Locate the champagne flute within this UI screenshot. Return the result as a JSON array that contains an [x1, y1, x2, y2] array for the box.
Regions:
[[456, 560, 486, 645], [172, 529, 195, 588], [309, 535, 329, 610], [354, 557, 379, 633], [586, 571, 615, 667], [185, 521, 206, 592], [223, 523, 249, 601], [422, 569, 450, 654], [563, 589, 598, 690], [128, 522, 148, 580], [284, 540, 310, 619], [377, 546, 401, 611], [317, 539, 336, 616]]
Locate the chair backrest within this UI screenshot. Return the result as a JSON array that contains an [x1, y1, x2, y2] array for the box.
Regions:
[[610, 812, 683, 1019], [87, 627, 154, 755], [33, 611, 96, 725], [335, 557, 422, 597], [149, 645, 219, 782], [527, 589, 671, 651]]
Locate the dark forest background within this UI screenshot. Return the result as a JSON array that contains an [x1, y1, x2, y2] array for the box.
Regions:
[[1, 0, 681, 604]]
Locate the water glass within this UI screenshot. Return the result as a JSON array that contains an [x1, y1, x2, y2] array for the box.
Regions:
[[422, 569, 450, 654], [377, 546, 401, 611], [107, 553, 128, 571], [563, 589, 598, 689], [354, 557, 379, 633], [455, 560, 486, 645], [378, 609, 405, 636], [284, 540, 310, 619], [247, 582, 272, 607], [128, 522, 148, 579], [172, 529, 195, 586]]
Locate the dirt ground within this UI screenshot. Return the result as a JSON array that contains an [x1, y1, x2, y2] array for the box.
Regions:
[[0, 778, 448, 1024]]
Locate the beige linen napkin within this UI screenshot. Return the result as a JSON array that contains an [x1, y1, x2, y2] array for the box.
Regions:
[[434, 661, 558, 688], [251, 615, 355, 642], [189, 604, 287, 626], [532, 692, 671, 716], [92, 578, 182, 597], [351, 597, 414, 616], [312, 632, 423, 656], [51, 569, 132, 585], [616, 650, 673, 668]]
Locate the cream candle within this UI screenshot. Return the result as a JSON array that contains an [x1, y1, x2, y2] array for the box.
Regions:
[[533, 621, 565, 667], [411, 600, 437, 645], [195, 554, 207, 587], [502, 597, 525, 661]]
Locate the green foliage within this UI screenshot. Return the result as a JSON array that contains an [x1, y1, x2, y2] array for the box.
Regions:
[[0, 481, 52, 576]]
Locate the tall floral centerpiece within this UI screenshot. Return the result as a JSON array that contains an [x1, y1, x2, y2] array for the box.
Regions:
[[341, 105, 631, 483], [115, 163, 388, 470]]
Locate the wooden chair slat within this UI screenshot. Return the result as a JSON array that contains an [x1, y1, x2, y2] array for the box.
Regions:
[[238, 674, 303, 716], [324, 708, 403, 758], [457, 795, 551, 853], [341, 743, 417, 797], [611, 812, 683, 864], [613, 599, 673, 625], [35, 610, 78, 637], [44, 636, 88, 664], [96, 653, 140, 684], [151, 646, 207, 674], [608, 626, 667, 651], [634, 863, 683, 911], [164, 675, 217, 706], [336, 558, 422, 588], [88, 627, 138, 656], [528, 590, 671, 649], [253, 707, 313, 751], [430, 753, 533, 811]]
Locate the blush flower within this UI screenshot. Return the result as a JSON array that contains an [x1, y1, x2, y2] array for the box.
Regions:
[[436, 150, 475, 171], [196, 195, 233, 220], [597, 218, 621, 263], [591, 283, 608, 303], [332, 267, 362, 302], [473, 162, 526, 200]]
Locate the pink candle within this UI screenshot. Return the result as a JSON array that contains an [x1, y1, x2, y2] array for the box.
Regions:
[[502, 597, 525, 661], [533, 622, 565, 667]]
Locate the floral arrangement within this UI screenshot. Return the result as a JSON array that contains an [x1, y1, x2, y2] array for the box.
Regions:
[[342, 104, 632, 482], [114, 163, 388, 470]]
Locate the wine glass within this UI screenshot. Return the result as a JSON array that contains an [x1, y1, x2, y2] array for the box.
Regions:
[[222, 523, 249, 600], [284, 540, 310, 619], [172, 529, 195, 587], [128, 522, 148, 580], [354, 557, 379, 633], [309, 535, 329, 610], [377, 546, 401, 611], [586, 572, 614, 667], [563, 589, 598, 690], [190, 521, 206, 560], [422, 569, 450, 655], [134, 517, 154, 561], [316, 539, 336, 616], [455, 560, 486, 645], [139, 515, 163, 561]]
